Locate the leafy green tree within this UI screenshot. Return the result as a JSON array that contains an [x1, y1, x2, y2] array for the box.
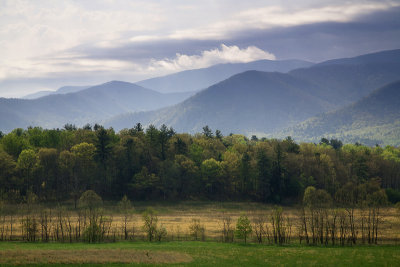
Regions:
[[175, 155, 199, 198], [173, 136, 188, 155], [283, 136, 300, 154], [303, 186, 332, 209], [118, 195, 134, 240], [94, 128, 114, 195], [64, 123, 77, 131], [17, 149, 38, 194], [271, 143, 285, 202], [142, 208, 158, 241], [134, 122, 143, 133], [42, 129, 62, 148], [215, 130, 223, 140], [37, 148, 59, 200], [202, 125, 213, 138], [79, 190, 102, 212], [1, 129, 29, 159], [320, 138, 330, 146], [131, 167, 161, 199], [189, 219, 205, 241], [330, 139, 343, 150], [256, 149, 271, 202], [71, 142, 96, 193], [94, 128, 112, 166], [158, 124, 174, 160], [58, 150, 76, 202], [201, 158, 223, 198], [240, 152, 252, 196], [79, 190, 103, 243], [0, 149, 17, 198], [221, 150, 240, 198], [235, 214, 252, 243]]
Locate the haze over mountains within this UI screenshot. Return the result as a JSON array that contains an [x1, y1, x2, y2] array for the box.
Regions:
[[289, 49, 400, 106], [22, 85, 91, 99], [0, 59, 312, 132], [0, 81, 193, 131], [136, 59, 314, 93], [275, 80, 400, 146], [1, 49, 400, 146], [106, 49, 400, 146], [107, 71, 333, 134]]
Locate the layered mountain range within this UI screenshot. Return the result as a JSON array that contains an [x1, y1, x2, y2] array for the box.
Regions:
[[0, 82, 193, 130], [0, 59, 312, 131], [273, 80, 400, 146], [1, 49, 400, 146]]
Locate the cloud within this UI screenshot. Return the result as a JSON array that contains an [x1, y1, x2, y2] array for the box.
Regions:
[[160, 1, 400, 41], [1, 1, 399, 97], [147, 44, 275, 72]]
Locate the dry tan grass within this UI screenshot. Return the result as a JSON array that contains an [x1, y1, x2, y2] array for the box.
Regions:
[[0, 249, 193, 264], [1, 203, 400, 242]]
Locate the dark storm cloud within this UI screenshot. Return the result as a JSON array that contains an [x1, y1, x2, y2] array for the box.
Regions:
[[71, 6, 400, 63], [229, 6, 400, 61]]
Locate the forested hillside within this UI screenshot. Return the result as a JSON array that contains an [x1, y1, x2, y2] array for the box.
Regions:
[[277, 80, 400, 146], [107, 71, 332, 133], [107, 49, 400, 140], [1, 125, 399, 205], [289, 49, 400, 106]]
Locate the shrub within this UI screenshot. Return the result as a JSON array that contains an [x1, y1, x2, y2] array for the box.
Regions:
[[235, 214, 252, 243], [142, 208, 158, 241], [82, 222, 102, 243], [189, 219, 205, 241]]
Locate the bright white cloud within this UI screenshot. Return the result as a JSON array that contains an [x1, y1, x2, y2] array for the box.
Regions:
[[147, 45, 275, 72], [0, 44, 274, 93]]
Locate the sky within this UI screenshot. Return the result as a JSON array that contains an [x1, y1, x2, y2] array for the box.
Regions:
[[0, 0, 400, 97]]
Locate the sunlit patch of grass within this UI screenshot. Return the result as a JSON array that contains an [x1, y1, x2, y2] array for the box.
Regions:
[[0, 241, 399, 266], [0, 248, 192, 265]]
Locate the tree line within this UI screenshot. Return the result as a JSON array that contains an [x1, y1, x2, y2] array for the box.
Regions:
[[1, 124, 400, 205]]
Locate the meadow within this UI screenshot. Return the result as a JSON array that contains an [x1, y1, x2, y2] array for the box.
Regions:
[[1, 201, 400, 243], [0, 241, 399, 266], [0, 201, 400, 265]]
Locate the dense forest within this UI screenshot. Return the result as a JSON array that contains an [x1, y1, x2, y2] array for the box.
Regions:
[[1, 124, 400, 206]]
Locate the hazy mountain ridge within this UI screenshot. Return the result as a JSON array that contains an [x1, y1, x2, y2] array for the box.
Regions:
[[289, 49, 400, 106], [0, 81, 194, 132], [274, 80, 400, 146], [2, 49, 400, 146], [22, 85, 92, 99], [0, 59, 314, 132], [106, 71, 332, 133], [106, 49, 400, 142], [136, 59, 314, 93]]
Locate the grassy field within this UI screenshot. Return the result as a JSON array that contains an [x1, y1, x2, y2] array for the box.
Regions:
[[1, 201, 400, 242], [0, 241, 399, 266]]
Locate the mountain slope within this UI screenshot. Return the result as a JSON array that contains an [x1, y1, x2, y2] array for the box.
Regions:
[[0, 81, 194, 132], [22, 85, 91, 99], [136, 59, 314, 93], [110, 49, 400, 134], [106, 71, 332, 134], [289, 49, 400, 106], [276, 80, 400, 146]]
